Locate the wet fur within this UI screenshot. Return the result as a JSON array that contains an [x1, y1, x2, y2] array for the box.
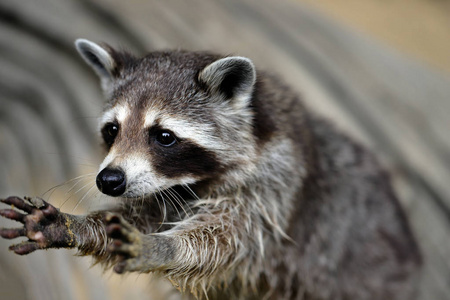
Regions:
[[4, 40, 422, 299]]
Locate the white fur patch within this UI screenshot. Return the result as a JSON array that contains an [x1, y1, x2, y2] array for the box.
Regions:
[[144, 109, 159, 128], [99, 104, 131, 129]]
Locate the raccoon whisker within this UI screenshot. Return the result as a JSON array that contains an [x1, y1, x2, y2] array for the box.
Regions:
[[72, 176, 97, 195], [67, 173, 96, 194], [72, 183, 98, 212], [85, 188, 103, 212], [167, 187, 193, 218], [161, 193, 169, 227], [139, 192, 149, 221], [154, 189, 167, 230], [152, 191, 163, 217], [41, 183, 64, 203], [40, 173, 96, 199], [68, 173, 96, 183], [170, 190, 190, 220], [61, 179, 96, 210], [160, 189, 184, 221], [182, 184, 201, 202]]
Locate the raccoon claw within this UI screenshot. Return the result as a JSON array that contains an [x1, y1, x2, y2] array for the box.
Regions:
[[104, 213, 145, 273], [0, 196, 73, 254]]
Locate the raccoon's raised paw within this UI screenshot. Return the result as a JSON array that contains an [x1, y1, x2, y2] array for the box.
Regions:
[[0, 196, 74, 254], [104, 213, 148, 274]]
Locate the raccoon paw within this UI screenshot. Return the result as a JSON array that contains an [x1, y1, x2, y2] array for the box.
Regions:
[[104, 213, 148, 273], [0, 196, 74, 254]]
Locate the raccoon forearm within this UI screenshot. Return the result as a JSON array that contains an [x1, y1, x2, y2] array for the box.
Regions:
[[66, 212, 110, 257]]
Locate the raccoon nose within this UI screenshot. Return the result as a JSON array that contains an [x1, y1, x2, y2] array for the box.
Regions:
[[96, 168, 127, 197]]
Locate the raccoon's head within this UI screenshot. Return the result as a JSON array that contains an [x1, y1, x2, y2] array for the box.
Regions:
[[75, 39, 261, 199]]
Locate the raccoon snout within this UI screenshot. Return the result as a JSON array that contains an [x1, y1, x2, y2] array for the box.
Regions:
[[96, 168, 127, 197]]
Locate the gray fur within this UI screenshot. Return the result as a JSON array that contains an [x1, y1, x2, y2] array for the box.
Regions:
[[1, 39, 421, 300]]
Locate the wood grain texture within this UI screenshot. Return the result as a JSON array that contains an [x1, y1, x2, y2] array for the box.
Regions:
[[0, 0, 448, 299]]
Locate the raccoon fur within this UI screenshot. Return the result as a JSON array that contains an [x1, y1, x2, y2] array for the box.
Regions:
[[0, 39, 421, 300]]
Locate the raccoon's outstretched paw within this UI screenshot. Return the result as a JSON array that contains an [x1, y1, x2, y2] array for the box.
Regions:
[[104, 213, 147, 274], [0, 196, 74, 254]]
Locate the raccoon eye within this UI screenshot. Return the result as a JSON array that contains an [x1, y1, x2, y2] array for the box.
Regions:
[[102, 122, 119, 146], [156, 131, 177, 147]]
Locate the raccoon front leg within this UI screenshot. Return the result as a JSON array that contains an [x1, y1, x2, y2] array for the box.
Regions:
[[0, 196, 108, 257], [104, 212, 175, 273], [105, 212, 241, 290]]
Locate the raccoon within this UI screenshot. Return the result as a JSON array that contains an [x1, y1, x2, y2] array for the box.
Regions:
[[0, 39, 421, 300]]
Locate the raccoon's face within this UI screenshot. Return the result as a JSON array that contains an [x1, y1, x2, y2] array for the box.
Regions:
[[75, 39, 258, 198], [94, 100, 228, 198]]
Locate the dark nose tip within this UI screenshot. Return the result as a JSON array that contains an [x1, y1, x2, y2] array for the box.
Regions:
[[96, 168, 126, 197]]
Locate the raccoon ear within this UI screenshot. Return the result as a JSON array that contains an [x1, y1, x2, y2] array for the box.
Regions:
[[75, 39, 117, 95], [199, 56, 256, 103]]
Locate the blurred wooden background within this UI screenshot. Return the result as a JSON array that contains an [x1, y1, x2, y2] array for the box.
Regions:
[[0, 0, 449, 299]]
